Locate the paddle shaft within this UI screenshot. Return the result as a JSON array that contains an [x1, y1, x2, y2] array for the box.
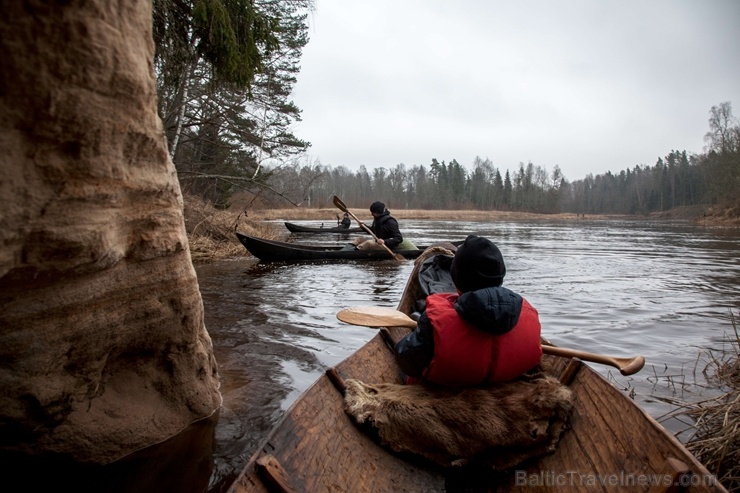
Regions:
[[336, 306, 645, 376], [332, 196, 402, 261]]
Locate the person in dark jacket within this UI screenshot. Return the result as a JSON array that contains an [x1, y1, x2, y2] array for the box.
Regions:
[[394, 235, 542, 386], [355, 201, 403, 250], [339, 212, 351, 228]]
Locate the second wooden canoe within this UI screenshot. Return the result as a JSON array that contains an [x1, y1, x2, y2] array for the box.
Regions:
[[235, 232, 456, 262], [284, 222, 364, 234]]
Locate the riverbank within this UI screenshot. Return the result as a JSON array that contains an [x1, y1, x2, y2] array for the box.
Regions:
[[183, 195, 738, 263]]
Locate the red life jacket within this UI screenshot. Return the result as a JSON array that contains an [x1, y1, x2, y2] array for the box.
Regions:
[[421, 293, 542, 386]]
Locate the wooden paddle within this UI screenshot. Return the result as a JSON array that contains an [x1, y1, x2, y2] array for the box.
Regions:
[[332, 195, 404, 261], [336, 306, 646, 376]]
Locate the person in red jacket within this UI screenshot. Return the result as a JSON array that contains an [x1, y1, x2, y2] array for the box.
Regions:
[[394, 235, 542, 386]]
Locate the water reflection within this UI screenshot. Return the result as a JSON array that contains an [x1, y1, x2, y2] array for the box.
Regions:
[[3, 413, 218, 493]]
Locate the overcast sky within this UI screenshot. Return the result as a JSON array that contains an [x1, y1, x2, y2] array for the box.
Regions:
[[290, 0, 740, 181]]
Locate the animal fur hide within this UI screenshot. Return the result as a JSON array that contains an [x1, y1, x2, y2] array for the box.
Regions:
[[343, 374, 573, 470]]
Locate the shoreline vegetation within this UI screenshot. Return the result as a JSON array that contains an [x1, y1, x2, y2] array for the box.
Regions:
[[183, 194, 739, 264], [663, 321, 740, 492], [184, 193, 738, 492]]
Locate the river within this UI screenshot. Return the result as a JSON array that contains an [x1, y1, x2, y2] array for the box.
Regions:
[[196, 218, 740, 492], [10, 218, 739, 493]]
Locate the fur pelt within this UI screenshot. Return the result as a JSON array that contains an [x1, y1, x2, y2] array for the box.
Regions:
[[343, 374, 574, 470]]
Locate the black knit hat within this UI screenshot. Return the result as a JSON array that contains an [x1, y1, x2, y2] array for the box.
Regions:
[[370, 201, 385, 214], [450, 235, 506, 292]]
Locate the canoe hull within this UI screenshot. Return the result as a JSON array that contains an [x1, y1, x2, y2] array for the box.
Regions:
[[229, 327, 446, 493], [231, 331, 725, 493], [236, 232, 428, 262], [284, 222, 363, 233]]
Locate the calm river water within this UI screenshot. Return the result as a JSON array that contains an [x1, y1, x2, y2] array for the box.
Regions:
[[12, 218, 738, 493], [195, 218, 740, 492]]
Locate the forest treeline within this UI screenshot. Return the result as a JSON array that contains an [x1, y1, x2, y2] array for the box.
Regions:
[[152, 2, 739, 216], [260, 101, 739, 215]]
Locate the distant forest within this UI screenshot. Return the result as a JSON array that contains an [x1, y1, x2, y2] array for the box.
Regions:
[[259, 102, 739, 216], [152, 3, 738, 216]]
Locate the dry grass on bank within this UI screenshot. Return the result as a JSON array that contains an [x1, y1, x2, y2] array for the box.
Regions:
[[649, 204, 740, 226], [704, 205, 740, 226], [183, 195, 738, 262], [247, 207, 587, 222], [183, 195, 283, 262], [242, 204, 740, 224], [664, 315, 740, 492], [685, 320, 739, 492]]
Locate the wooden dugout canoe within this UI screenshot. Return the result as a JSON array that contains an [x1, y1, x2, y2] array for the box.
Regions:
[[284, 221, 364, 234], [228, 247, 726, 493], [236, 232, 441, 262]]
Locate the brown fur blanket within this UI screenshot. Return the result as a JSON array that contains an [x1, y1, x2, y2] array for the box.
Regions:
[[343, 374, 573, 470]]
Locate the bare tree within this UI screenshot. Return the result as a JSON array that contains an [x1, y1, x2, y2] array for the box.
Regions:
[[704, 102, 738, 154]]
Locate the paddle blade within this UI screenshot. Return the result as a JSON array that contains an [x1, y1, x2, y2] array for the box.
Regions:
[[619, 355, 646, 376], [337, 306, 417, 328], [332, 195, 348, 212]]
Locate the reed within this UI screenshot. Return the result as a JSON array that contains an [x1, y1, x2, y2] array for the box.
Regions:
[[184, 194, 282, 262], [684, 314, 740, 492], [659, 312, 740, 492]]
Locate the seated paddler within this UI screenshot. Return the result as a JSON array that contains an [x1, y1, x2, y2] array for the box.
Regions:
[[353, 201, 416, 250], [394, 235, 542, 386]]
